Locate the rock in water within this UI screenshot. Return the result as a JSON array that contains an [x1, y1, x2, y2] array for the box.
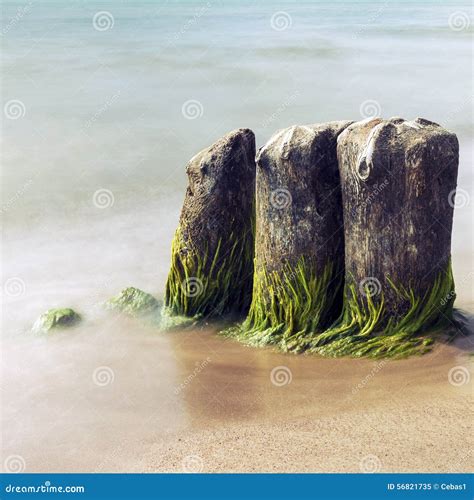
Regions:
[[105, 287, 159, 317], [312, 117, 459, 358], [164, 129, 256, 319], [32, 308, 81, 333], [233, 122, 352, 351]]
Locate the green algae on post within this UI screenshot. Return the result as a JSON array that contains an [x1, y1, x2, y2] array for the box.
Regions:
[[312, 117, 460, 358], [32, 308, 81, 334], [306, 264, 455, 359], [227, 259, 341, 353], [165, 227, 254, 321], [164, 128, 256, 321], [226, 122, 352, 350]]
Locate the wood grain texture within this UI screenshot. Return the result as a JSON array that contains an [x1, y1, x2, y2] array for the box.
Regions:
[[165, 128, 256, 318], [243, 121, 352, 340], [337, 117, 459, 321]]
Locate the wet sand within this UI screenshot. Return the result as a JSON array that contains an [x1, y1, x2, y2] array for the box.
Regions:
[[2, 315, 472, 473]]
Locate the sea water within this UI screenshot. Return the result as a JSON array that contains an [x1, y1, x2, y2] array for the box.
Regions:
[[3, 1, 473, 334]]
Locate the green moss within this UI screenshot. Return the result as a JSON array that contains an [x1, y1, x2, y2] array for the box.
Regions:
[[105, 287, 160, 317], [224, 261, 456, 359], [306, 263, 456, 359], [32, 308, 81, 334], [164, 225, 254, 320], [223, 258, 343, 352], [159, 310, 202, 330]]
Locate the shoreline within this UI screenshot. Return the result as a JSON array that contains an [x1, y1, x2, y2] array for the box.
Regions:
[[2, 322, 472, 473]]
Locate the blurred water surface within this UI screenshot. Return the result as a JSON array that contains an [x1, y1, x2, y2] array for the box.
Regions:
[[2, 0, 473, 332]]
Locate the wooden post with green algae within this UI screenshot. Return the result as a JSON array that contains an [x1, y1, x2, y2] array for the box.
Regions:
[[310, 117, 459, 358], [164, 128, 256, 323], [229, 121, 353, 351]]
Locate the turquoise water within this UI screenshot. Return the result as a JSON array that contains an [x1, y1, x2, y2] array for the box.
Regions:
[[1, 1, 473, 332]]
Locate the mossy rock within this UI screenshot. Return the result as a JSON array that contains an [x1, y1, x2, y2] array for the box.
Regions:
[[159, 307, 202, 330], [32, 308, 81, 334], [104, 287, 160, 317]]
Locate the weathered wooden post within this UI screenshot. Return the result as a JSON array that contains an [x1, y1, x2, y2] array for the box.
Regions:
[[164, 128, 256, 321], [313, 117, 459, 357], [234, 121, 352, 351]]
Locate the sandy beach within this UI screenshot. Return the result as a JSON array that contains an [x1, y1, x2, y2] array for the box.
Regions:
[[2, 316, 472, 473]]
